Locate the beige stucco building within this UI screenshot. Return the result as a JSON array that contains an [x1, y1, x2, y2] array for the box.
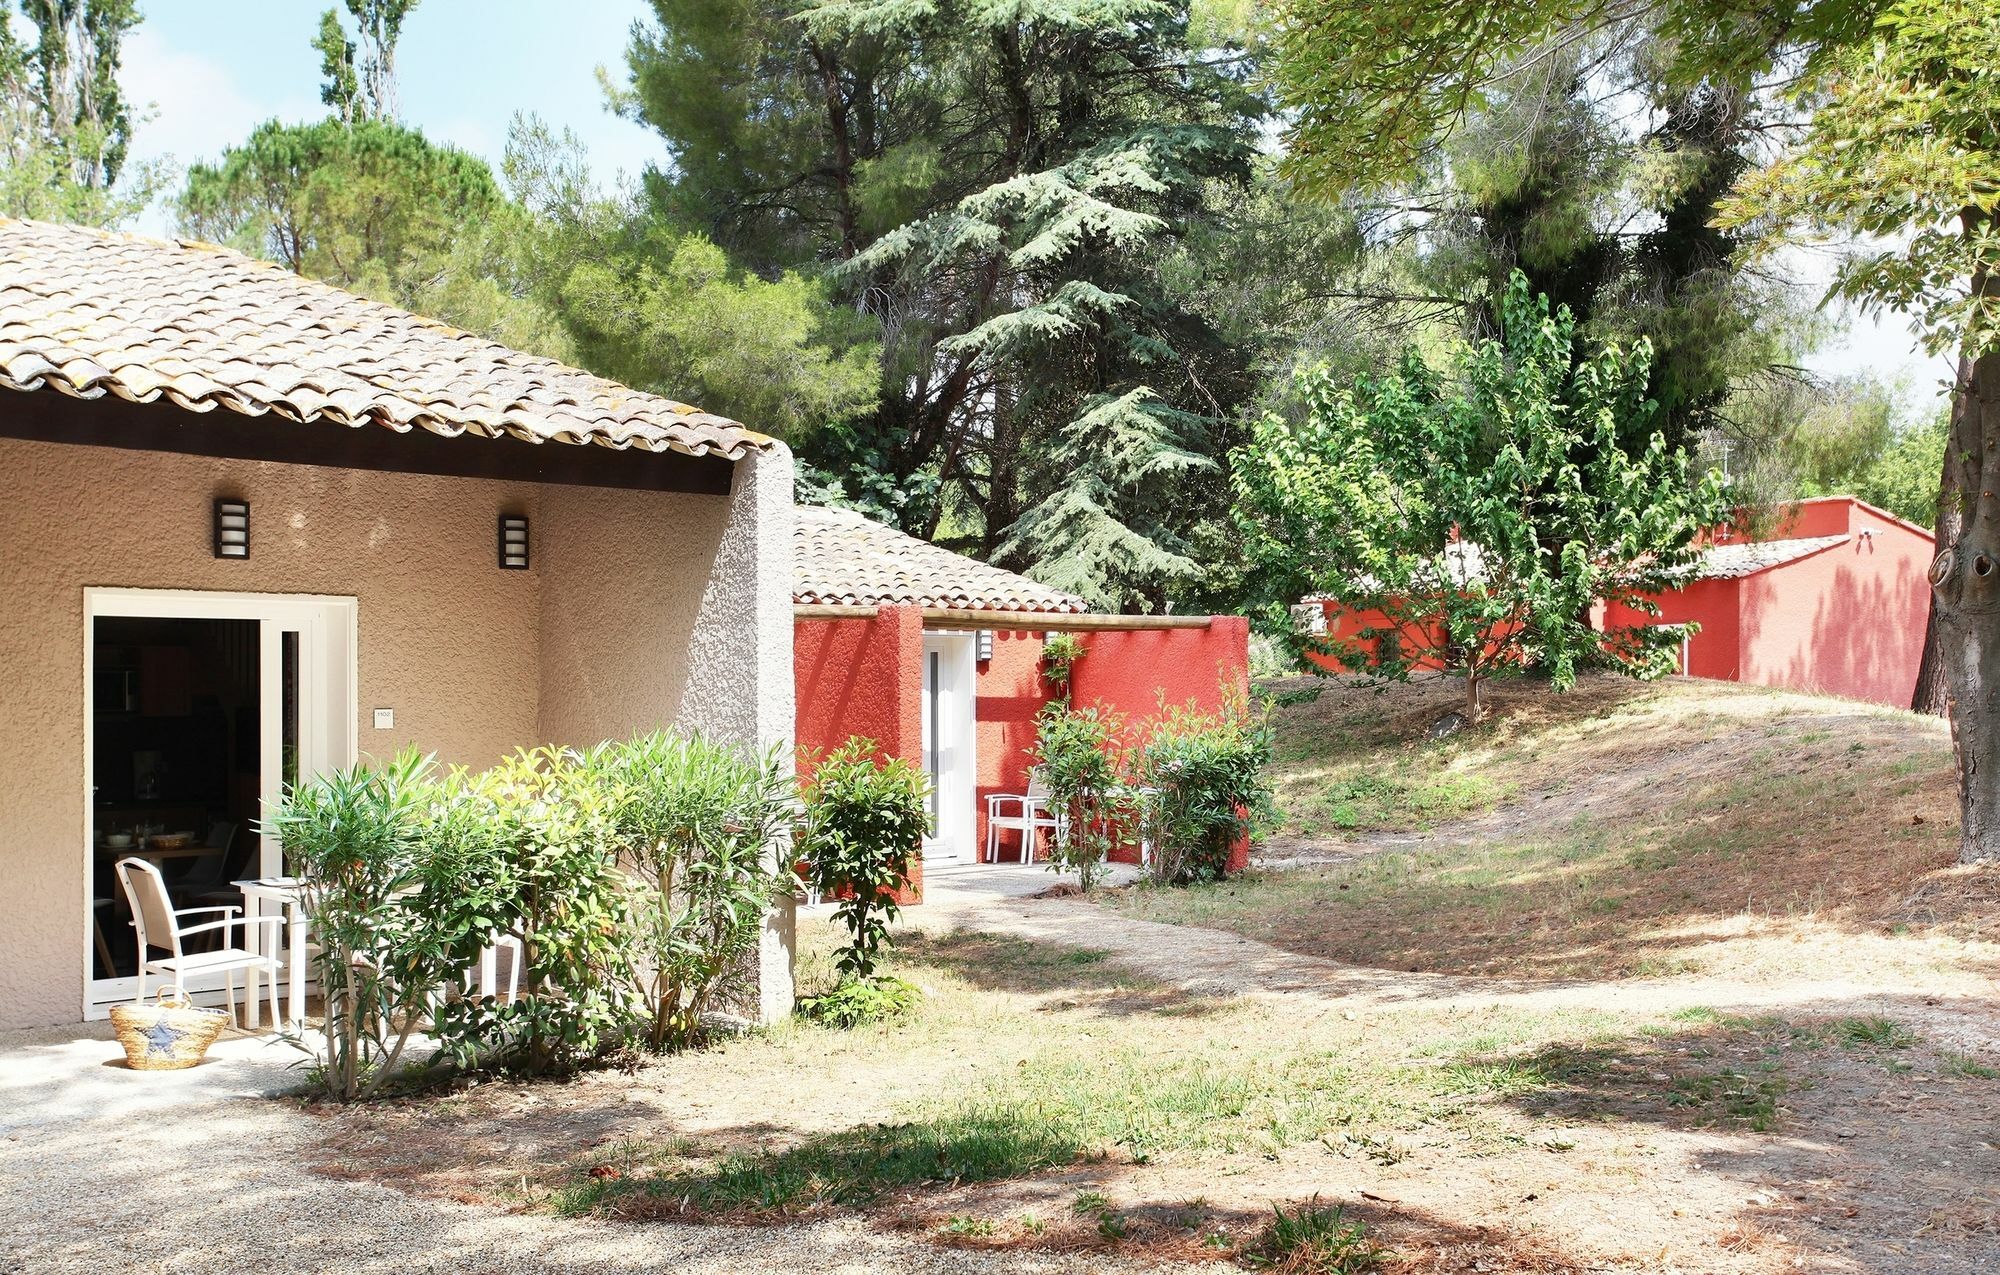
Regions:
[[0, 218, 795, 1030]]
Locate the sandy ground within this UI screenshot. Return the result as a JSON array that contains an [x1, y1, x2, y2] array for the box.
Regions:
[[0, 926, 1163, 1275]]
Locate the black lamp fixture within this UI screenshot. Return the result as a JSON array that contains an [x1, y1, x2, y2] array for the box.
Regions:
[[213, 498, 249, 559], [498, 514, 529, 569]]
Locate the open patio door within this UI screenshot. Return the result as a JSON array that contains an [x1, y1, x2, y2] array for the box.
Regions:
[[921, 631, 978, 863], [84, 589, 356, 1018]]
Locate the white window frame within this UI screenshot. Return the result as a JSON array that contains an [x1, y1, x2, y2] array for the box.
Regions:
[[81, 587, 358, 1018]]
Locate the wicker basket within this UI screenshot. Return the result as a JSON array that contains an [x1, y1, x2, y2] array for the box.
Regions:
[[110, 989, 230, 1071]]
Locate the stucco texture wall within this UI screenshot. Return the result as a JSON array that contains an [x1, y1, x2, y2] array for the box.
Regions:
[[1736, 518, 1931, 707], [0, 435, 777, 1029], [794, 605, 924, 901], [972, 619, 1251, 866], [1605, 500, 1934, 707]]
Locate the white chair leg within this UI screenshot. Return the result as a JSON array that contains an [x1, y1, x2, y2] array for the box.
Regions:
[[225, 968, 238, 1028]]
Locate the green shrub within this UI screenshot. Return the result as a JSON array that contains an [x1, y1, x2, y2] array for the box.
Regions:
[[594, 732, 795, 1052], [1032, 701, 1131, 892], [1137, 696, 1275, 884], [271, 730, 795, 1095], [798, 737, 929, 983], [265, 748, 447, 1101], [797, 974, 921, 1027], [1040, 632, 1087, 697], [454, 747, 640, 1076], [1247, 1199, 1385, 1272]]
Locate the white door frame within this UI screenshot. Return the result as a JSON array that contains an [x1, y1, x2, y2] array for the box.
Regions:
[[921, 631, 978, 863], [82, 587, 358, 1017]]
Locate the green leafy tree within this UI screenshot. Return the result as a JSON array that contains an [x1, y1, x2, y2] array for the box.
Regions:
[[499, 118, 880, 444], [1715, 0, 1999, 852], [178, 118, 501, 289], [1856, 409, 1948, 527], [621, 0, 1267, 609], [0, 0, 162, 225], [1234, 273, 1731, 722]]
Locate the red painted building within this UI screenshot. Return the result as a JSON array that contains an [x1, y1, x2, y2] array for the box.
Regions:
[[793, 506, 1251, 899], [1301, 497, 1935, 709]]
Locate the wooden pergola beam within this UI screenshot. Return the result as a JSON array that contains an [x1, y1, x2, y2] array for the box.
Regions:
[[792, 603, 1214, 631]]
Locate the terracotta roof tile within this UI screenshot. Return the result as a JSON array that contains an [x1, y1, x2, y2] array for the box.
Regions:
[[0, 218, 773, 460], [794, 505, 1087, 613], [1698, 535, 1849, 580]]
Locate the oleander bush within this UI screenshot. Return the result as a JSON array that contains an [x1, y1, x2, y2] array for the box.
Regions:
[[1137, 697, 1275, 885], [270, 731, 796, 1098]]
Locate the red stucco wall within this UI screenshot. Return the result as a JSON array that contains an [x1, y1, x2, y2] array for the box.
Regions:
[[796, 612, 1253, 884], [974, 618, 1252, 868], [1735, 506, 1932, 706], [794, 605, 925, 901], [1601, 577, 1744, 681]]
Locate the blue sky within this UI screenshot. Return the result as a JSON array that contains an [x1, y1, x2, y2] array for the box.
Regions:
[[120, 1, 1952, 416]]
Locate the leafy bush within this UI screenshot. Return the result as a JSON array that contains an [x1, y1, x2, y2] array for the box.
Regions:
[[1137, 697, 1275, 884], [1032, 702, 1131, 892], [1040, 632, 1086, 697], [594, 733, 795, 1051], [456, 747, 640, 1076], [265, 748, 448, 1101], [797, 974, 921, 1027], [269, 730, 795, 1097], [797, 737, 929, 984]]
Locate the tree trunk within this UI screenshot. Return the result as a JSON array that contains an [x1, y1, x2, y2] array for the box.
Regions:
[[1912, 375, 1973, 716], [1911, 608, 1951, 715], [1932, 334, 2000, 863], [1465, 669, 1485, 723]]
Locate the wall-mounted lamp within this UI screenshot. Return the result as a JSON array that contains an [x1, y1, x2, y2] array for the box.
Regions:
[[498, 514, 530, 569], [977, 629, 994, 662], [213, 498, 249, 559]]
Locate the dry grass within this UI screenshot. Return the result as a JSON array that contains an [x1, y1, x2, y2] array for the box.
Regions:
[[304, 915, 2000, 1273], [1123, 673, 1998, 985], [300, 674, 2000, 1273]]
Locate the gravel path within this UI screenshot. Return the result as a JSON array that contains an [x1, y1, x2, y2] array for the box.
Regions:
[[0, 963, 1165, 1274]]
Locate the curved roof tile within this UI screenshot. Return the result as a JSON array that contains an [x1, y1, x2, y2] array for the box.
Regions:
[[0, 218, 774, 461], [794, 505, 1087, 613]]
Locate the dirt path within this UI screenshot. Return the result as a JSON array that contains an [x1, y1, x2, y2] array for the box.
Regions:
[[913, 871, 2000, 1050]]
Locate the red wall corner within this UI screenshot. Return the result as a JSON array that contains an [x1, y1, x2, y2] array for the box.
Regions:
[[794, 604, 926, 903]]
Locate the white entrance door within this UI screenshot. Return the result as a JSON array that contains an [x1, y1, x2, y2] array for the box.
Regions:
[[84, 589, 357, 1017], [921, 632, 978, 863]]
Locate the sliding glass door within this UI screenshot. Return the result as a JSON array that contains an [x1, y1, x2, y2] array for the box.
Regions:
[[84, 590, 355, 1015]]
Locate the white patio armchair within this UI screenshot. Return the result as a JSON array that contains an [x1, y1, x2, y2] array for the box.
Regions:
[[117, 857, 282, 1029], [986, 768, 1060, 863]]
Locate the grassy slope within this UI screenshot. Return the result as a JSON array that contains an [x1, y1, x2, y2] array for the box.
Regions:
[[1119, 673, 1999, 983]]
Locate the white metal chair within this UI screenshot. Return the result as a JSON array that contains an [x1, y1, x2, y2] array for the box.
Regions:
[[116, 857, 282, 1029], [986, 768, 1060, 863]]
